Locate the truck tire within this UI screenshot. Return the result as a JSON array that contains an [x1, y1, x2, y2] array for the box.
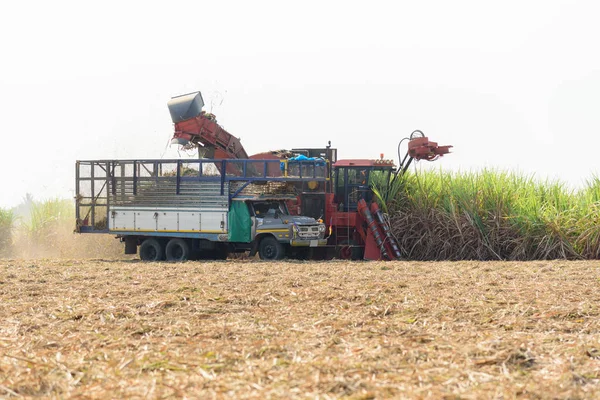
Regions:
[[139, 238, 164, 261], [165, 238, 190, 262], [258, 236, 284, 260]]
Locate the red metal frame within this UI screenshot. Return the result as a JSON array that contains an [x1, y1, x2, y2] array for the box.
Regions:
[[173, 112, 249, 159], [408, 136, 452, 161]]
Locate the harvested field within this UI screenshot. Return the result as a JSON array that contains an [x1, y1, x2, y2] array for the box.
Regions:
[[1, 259, 600, 399]]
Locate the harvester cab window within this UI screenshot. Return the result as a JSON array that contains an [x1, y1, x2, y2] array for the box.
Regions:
[[347, 169, 369, 185], [335, 167, 373, 212], [346, 169, 355, 184]]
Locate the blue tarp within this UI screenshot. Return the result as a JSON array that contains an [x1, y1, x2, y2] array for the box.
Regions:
[[280, 155, 326, 171]]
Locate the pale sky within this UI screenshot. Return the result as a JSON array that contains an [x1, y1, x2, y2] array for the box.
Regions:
[[1, 0, 599, 208]]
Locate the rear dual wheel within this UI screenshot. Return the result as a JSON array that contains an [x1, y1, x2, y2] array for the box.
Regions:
[[139, 238, 163, 261], [139, 238, 190, 262], [165, 238, 190, 262]]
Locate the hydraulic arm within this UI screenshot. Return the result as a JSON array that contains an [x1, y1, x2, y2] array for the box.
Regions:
[[168, 92, 248, 159]]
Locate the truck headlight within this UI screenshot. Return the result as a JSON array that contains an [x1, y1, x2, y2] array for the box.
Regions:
[[318, 224, 326, 233]]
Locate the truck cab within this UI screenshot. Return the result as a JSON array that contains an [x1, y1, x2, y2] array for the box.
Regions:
[[246, 199, 327, 260]]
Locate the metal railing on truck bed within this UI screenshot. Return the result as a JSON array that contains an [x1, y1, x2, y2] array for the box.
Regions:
[[75, 158, 329, 233]]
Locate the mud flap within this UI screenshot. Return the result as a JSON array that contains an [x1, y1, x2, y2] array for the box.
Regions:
[[249, 240, 259, 257], [124, 237, 138, 255]]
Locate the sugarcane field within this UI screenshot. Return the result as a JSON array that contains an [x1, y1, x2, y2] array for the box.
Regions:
[[3, 2, 600, 398]]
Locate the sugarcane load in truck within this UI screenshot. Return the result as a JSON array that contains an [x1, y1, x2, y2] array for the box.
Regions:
[[75, 91, 451, 261]]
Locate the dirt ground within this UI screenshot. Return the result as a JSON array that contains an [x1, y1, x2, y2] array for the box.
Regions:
[[1, 259, 599, 399]]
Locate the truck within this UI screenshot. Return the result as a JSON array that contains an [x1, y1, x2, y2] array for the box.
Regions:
[[75, 157, 329, 261], [76, 91, 451, 261]]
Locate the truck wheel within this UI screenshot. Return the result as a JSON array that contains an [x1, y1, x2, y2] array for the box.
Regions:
[[139, 238, 164, 261], [165, 238, 190, 262], [259, 236, 284, 260]]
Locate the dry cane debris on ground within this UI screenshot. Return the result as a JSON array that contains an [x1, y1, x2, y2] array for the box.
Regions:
[[1, 259, 600, 399]]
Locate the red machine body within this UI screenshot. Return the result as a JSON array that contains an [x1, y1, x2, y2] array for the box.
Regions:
[[172, 112, 249, 159], [408, 136, 452, 160], [293, 135, 451, 261]]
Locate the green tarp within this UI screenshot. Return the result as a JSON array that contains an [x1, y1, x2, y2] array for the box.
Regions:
[[228, 201, 252, 242]]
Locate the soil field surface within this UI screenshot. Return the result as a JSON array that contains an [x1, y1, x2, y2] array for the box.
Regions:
[[1, 259, 600, 399]]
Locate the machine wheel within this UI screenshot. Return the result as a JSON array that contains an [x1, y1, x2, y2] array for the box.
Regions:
[[258, 236, 284, 260], [337, 240, 363, 261], [139, 238, 164, 261], [165, 238, 190, 262]]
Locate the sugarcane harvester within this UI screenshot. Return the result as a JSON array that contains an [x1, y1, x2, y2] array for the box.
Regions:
[[166, 91, 452, 261], [297, 130, 451, 261], [287, 131, 450, 261]]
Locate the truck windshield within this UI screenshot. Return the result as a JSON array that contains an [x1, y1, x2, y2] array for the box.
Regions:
[[253, 201, 288, 217]]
